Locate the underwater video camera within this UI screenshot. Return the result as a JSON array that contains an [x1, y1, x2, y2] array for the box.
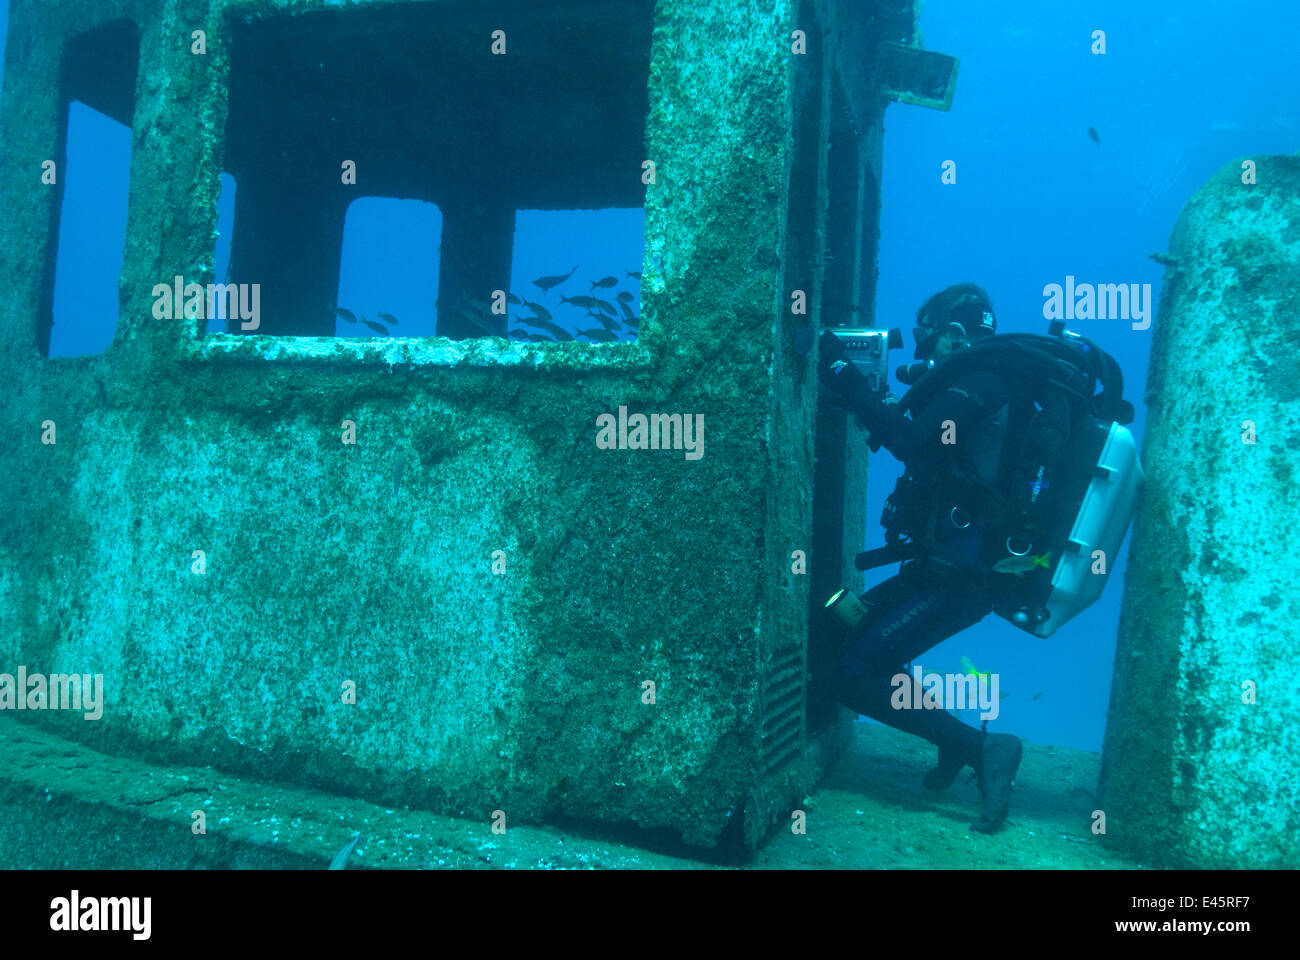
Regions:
[[820, 322, 985, 395], [821, 327, 905, 395]]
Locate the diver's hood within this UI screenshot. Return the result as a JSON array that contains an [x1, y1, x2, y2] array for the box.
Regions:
[[913, 294, 997, 358]]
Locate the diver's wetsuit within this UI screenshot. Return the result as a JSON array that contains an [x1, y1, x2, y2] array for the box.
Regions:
[[826, 358, 1025, 826], [835, 550, 1005, 789], [833, 371, 1012, 747]]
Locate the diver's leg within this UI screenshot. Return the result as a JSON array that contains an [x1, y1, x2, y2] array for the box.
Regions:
[[841, 665, 1022, 831], [833, 562, 1023, 830], [836, 667, 985, 779], [833, 562, 993, 788]]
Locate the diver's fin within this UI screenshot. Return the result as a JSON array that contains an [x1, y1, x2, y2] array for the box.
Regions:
[[971, 734, 1022, 833]]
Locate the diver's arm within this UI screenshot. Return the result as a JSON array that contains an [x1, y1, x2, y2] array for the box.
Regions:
[[819, 330, 1012, 462], [817, 333, 917, 457], [844, 389, 915, 457]]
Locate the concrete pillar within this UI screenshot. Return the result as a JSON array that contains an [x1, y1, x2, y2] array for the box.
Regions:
[[1100, 155, 1300, 868]]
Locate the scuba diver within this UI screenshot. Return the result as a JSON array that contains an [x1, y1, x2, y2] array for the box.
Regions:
[[815, 283, 1141, 833]]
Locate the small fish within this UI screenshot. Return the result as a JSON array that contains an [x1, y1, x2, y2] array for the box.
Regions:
[[506, 292, 522, 305], [456, 297, 501, 335], [532, 265, 578, 294], [461, 296, 496, 317], [1087, 126, 1101, 144], [616, 291, 634, 303], [523, 300, 553, 323], [511, 329, 552, 344], [377, 312, 398, 326], [625, 270, 641, 279], [590, 311, 621, 333], [992, 551, 1052, 575], [463, 311, 498, 336], [518, 315, 573, 341], [334, 307, 358, 324], [590, 276, 618, 290], [577, 327, 618, 342], [592, 297, 616, 316], [1032, 691, 1043, 701], [362, 319, 390, 336], [560, 294, 602, 310], [617, 300, 638, 324], [958, 655, 988, 678], [329, 832, 362, 870], [992, 555, 1035, 575]]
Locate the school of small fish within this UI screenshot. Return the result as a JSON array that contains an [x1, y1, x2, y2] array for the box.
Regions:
[[510, 265, 642, 343], [330, 262, 642, 344], [331, 304, 398, 337]]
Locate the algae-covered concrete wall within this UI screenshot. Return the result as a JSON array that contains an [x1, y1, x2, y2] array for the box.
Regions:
[[0, 0, 921, 850], [1101, 155, 1300, 868]]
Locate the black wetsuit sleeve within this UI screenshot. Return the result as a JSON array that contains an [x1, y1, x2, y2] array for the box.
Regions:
[[849, 393, 915, 458], [831, 368, 1013, 465]]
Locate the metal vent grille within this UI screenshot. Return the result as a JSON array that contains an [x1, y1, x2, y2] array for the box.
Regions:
[[760, 643, 806, 771]]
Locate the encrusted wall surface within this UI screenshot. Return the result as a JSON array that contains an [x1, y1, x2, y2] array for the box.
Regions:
[[0, 0, 911, 851]]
